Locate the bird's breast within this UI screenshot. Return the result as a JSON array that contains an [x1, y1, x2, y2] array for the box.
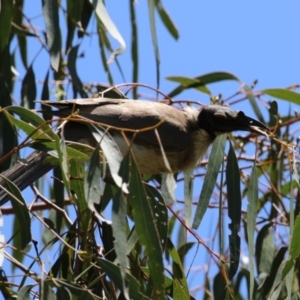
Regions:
[[111, 129, 214, 174]]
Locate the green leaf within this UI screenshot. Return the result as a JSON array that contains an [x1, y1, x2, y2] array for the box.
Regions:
[[192, 134, 226, 229], [21, 64, 36, 109], [155, 1, 179, 40], [85, 144, 102, 209], [88, 124, 128, 193], [184, 170, 193, 226], [226, 142, 241, 280], [247, 162, 258, 300], [167, 239, 189, 293], [129, 0, 138, 98], [148, 0, 160, 88], [269, 100, 278, 116], [167, 76, 211, 96], [53, 279, 95, 299], [42, 0, 61, 72], [255, 223, 274, 275], [167, 72, 240, 98], [41, 70, 52, 121], [145, 184, 168, 250], [0, 175, 31, 249], [282, 258, 294, 279], [0, 0, 12, 53], [17, 285, 34, 300], [244, 85, 265, 123], [90, 0, 126, 62], [112, 189, 129, 299], [66, 0, 84, 52], [262, 88, 300, 104], [213, 271, 227, 300], [289, 214, 300, 259], [96, 258, 149, 300], [67, 45, 87, 98], [172, 278, 190, 299], [3, 110, 52, 141], [7, 105, 56, 140], [128, 158, 165, 299]]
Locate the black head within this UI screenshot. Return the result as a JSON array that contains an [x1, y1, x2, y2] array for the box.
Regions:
[[198, 105, 269, 137]]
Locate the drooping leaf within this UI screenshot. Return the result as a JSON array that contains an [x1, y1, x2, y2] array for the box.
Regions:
[[67, 45, 88, 98], [96, 258, 149, 300], [289, 214, 300, 259], [112, 189, 129, 299], [244, 84, 265, 123], [145, 183, 168, 250], [148, 0, 160, 89], [88, 124, 128, 193], [184, 169, 193, 226], [128, 158, 165, 299], [42, 0, 61, 71], [21, 64, 36, 109], [192, 134, 226, 229], [167, 239, 189, 294], [0, 175, 31, 249], [90, 0, 126, 63], [255, 223, 274, 275], [66, 0, 84, 52], [129, 0, 138, 98], [226, 142, 241, 279], [247, 162, 258, 300], [155, 1, 179, 40], [0, 0, 12, 53]]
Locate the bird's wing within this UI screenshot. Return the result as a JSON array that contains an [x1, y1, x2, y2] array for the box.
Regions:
[[40, 98, 193, 152]]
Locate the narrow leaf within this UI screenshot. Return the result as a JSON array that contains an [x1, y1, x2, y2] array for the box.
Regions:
[[112, 189, 129, 299], [289, 214, 300, 259], [226, 143, 241, 279], [255, 223, 274, 275], [67, 45, 87, 98], [247, 162, 258, 300], [155, 1, 179, 39], [66, 0, 84, 52], [88, 124, 128, 193], [145, 184, 168, 250], [0, 175, 31, 249], [0, 0, 12, 52], [262, 88, 300, 104], [167, 239, 189, 293], [96, 258, 149, 300], [168, 72, 240, 98], [129, 0, 138, 98], [21, 64, 36, 109], [42, 0, 61, 71], [192, 134, 226, 229], [128, 158, 165, 299], [184, 169, 193, 226], [90, 0, 126, 63], [244, 85, 265, 123], [148, 0, 160, 88]]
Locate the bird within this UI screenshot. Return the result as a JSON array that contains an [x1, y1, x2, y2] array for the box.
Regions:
[[0, 98, 268, 205]]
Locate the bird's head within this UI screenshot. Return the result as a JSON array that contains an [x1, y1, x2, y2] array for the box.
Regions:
[[197, 105, 269, 136]]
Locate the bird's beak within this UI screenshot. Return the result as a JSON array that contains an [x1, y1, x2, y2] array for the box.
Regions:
[[198, 105, 269, 136]]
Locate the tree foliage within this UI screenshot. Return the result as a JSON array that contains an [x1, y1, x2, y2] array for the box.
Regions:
[[0, 1, 300, 299]]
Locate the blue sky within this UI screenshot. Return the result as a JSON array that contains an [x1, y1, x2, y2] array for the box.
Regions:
[[3, 1, 300, 298]]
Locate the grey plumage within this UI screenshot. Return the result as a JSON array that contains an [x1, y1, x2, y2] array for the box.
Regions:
[[0, 98, 268, 205]]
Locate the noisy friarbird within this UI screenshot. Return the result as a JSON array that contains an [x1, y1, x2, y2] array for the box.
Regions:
[[0, 98, 268, 205]]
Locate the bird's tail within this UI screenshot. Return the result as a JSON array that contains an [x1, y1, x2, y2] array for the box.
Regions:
[[0, 151, 53, 206]]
